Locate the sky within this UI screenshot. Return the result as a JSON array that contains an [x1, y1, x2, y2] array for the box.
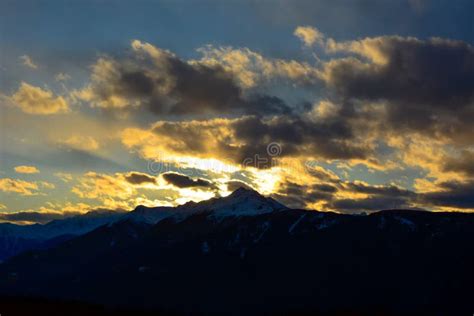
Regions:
[[1, 0, 474, 224]]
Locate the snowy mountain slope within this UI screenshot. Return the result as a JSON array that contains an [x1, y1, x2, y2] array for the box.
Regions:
[[178, 187, 287, 217], [0, 210, 126, 260], [117, 188, 287, 227], [0, 188, 285, 260]]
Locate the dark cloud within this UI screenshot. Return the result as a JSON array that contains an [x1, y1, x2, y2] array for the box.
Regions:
[[275, 175, 474, 212], [162, 172, 214, 189], [82, 42, 291, 117], [272, 181, 336, 209], [328, 182, 416, 212], [329, 196, 411, 212], [275, 176, 474, 212], [272, 176, 419, 212], [325, 36, 474, 141], [146, 114, 372, 170], [313, 183, 338, 193], [94, 36, 474, 213], [124, 172, 156, 185], [0, 211, 81, 224], [151, 57, 241, 115], [343, 182, 415, 198], [442, 151, 474, 177], [231, 115, 371, 166], [226, 180, 254, 192], [421, 180, 474, 209]]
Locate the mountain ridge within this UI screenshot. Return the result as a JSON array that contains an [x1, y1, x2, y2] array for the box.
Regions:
[[0, 188, 470, 261], [1, 190, 474, 314]]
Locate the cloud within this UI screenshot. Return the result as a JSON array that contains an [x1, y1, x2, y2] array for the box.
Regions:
[[11, 82, 69, 115], [329, 196, 411, 212], [294, 26, 324, 46], [226, 180, 254, 192], [41, 181, 56, 190], [76, 40, 292, 116], [270, 162, 474, 212], [58, 135, 100, 151], [54, 172, 73, 182], [0, 178, 53, 196], [124, 172, 156, 185], [55, 73, 71, 82], [0, 204, 6, 210], [122, 113, 373, 170], [342, 181, 415, 198], [19, 55, 38, 69], [272, 181, 335, 209], [321, 36, 474, 142], [442, 150, 474, 177], [196, 45, 321, 88], [77, 41, 240, 114], [71, 171, 216, 209], [72, 172, 135, 200], [0, 202, 120, 224], [266, 161, 423, 212], [327, 181, 416, 212], [421, 180, 474, 209], [6, 29, 474, 214], [162, 172, 214, 189], [14, 165, 40, 174], [0, 211, 81, 225]]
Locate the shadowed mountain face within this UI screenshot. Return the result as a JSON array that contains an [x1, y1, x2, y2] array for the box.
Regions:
[[1, 188, 474, 315], [0, 210, 127, 261], [0, 188, 285, 261]]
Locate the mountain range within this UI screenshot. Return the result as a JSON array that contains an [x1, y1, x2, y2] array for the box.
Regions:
[[0, 188, 474, 315]]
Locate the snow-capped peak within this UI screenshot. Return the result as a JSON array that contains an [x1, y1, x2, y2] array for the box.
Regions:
[[123, 205, 175, 224], [178, 187, 288, 218]]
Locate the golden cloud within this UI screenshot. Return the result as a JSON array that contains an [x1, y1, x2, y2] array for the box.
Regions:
[[0, 177, 54, 196], [58, 135, 100, 151], [0, 178, 39, 196], [294, 26, 325, 46], [72, 172, 135, 200], [196, 45, 320, 88], [11, 82, 69, 115], [121, 114, 374, 173], [71, 170, 218, 209], [121, 118, 238, 164], [0, 202, 95, 224]]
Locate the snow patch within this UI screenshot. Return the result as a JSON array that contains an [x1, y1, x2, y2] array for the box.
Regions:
[[202, 241, 210, 254], [289, 214, 306, 234]]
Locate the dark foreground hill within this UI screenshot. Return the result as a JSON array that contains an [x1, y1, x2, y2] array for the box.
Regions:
[[1, 188, 474, 315]]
